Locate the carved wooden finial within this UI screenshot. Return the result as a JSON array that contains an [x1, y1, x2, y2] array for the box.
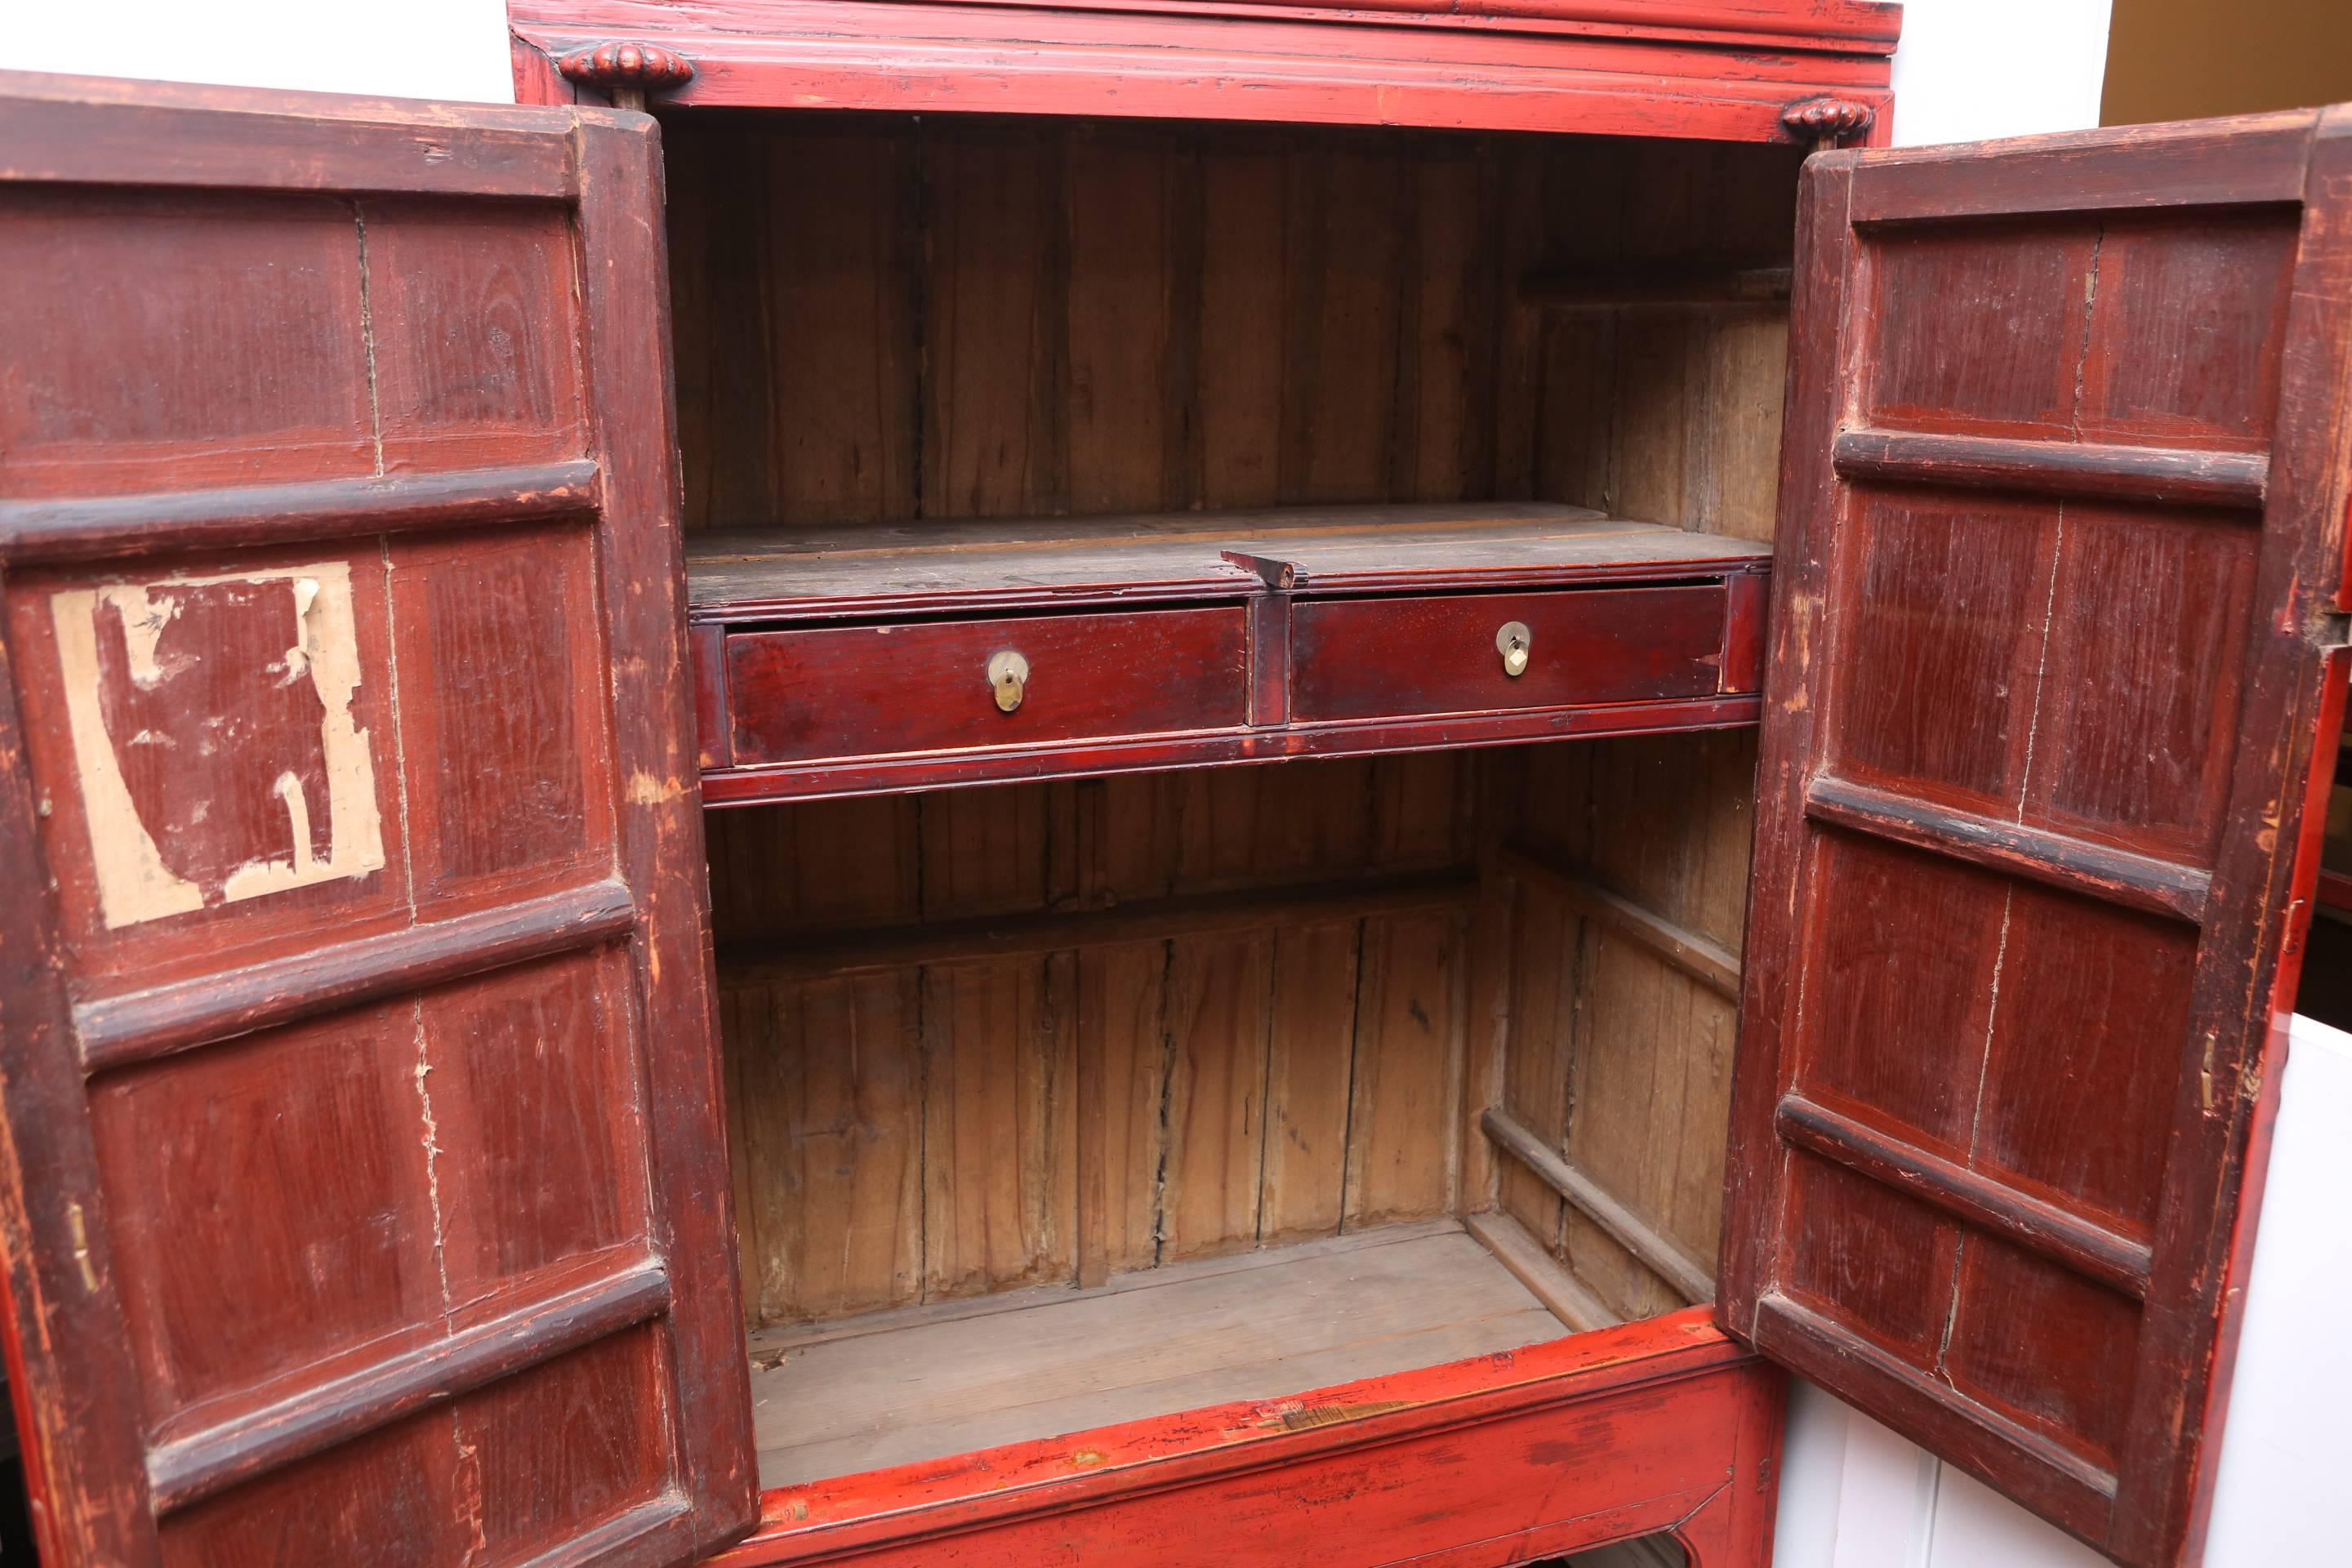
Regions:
[[1781, 97, 1876, 149], [556, 41, 696, 112]]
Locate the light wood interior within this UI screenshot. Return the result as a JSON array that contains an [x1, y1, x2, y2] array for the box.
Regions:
[[674, 109, 1796, 1491], [747, 1221, 1561, 1485], [709, 728, 1761, 1487], [662, 113, 1802, 541]]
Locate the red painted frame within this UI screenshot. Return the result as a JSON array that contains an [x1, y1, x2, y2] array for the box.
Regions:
[[497, 5, 1889, 1564], [714, 1309, 1784, 1568], [508, 0, 1898, 145]]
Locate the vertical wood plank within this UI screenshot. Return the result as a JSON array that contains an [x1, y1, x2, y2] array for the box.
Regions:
[[919, 782, 1074, 920], [664, 118, 921, 532], [719, 988, 761, 1325], [1067, 128, 1174, 513], [1410, 140, 1497, 502], [1343, 911, 1459, 1229], [1076, 941, 1170, 1285], [1459, 750, 1524, 1217], [1499, 875, 1575, 1247], [755, 121, 920, 528], [1490, 137, 1547, 501], [742, 974, 924, 1323], [1160, 935, 1274, 1261], [1281, 139, 1406, 503], [1198, 134, 1286, 510], [924, 126, 1070, 520], [920, 956, 1080, 1298], [1258, 921, 1361, 1244]]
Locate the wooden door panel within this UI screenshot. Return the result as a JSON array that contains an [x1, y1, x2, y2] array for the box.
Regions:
[[390, 523, 616, 911], [0, 74, 752, 1567], [1726, 109, 2352, 1567]]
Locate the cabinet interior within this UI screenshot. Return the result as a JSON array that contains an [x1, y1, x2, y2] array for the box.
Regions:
[[667, 109, 1802, 1491]]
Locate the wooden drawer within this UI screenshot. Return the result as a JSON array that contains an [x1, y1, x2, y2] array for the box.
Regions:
[[1290, 584, 1731, 724], [727, 607, 1250, 766]]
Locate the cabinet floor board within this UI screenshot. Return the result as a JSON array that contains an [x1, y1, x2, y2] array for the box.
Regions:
[[749, 1225, 1566, 1487]]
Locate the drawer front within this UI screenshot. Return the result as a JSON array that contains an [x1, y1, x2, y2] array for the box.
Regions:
[[728, 607, 1250, 766], [1290, 583, 1729, 724]]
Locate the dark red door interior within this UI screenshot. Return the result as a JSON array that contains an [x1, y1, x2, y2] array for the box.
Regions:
[[0, 73, 754, 1567], [1723, 108, 2352, 1567]]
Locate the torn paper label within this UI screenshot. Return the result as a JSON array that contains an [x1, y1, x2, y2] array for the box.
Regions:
[[51, 561, 387, 929]]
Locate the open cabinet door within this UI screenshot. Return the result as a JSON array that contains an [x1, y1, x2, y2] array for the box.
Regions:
[[0, 74, 755, 1565], [1723, 109, 2352, 1566]]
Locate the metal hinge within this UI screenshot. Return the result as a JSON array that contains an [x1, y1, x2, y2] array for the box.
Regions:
[[2314, 609, 2351, 652]]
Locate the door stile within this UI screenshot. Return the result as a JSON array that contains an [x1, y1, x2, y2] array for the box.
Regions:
[[0, 621, 154, 1564], [1722, 106, 2352, 1566], [1716, 150, 1855, 1327], [2114, 103, 2352, 1566], [570, 110, 760, 1543], [0, 73, 757, 1566]]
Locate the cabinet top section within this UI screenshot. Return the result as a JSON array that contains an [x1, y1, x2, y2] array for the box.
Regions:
[[509, 0, 1900, 144]]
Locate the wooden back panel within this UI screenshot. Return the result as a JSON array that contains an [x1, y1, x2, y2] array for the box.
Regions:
[[662, 115, 1804, 537], [1724, 110, 2352, 1566], [0, 73, 753, 1566], [710, 752, 1478, 1325]]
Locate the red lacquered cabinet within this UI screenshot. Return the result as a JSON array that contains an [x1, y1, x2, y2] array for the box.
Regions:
[[0, 4, 2345, 1566]]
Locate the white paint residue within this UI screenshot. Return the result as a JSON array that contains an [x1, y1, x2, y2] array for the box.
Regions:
[[271, 771, 317, 878], [51, 587, 204, 925], [216, 564, 383, 906], [51, 561, 387, 929]]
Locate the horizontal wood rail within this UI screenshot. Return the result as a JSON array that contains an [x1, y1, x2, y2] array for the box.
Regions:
[[1751, 1294, 2118, 1539], [76, 879, 638, 1073], [716, 869, 1477, 985], [148, 1250, 669, 1512], [1500, 842, 1742, 1000], [1775, 1094, 2153, 1298], [1521, 265, 1792, 309], [1846, 111, 2314, 225], [0, 458, 601, 564], [1831, 429, 2267, 510], [513, 1494, 694, 1568], [1805, 773, 2212, 923], [1480, 1107, 1716, 1303], [700, 693, 1766, 807], [1, 75, 585, 198], [1463, 1210, 1619, 1333]]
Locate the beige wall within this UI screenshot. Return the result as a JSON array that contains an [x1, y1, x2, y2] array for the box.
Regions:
[[2103, 0, 2352, 123]]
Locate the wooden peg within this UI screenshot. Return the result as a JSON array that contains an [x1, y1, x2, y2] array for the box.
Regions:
[[1781, 96, 1876, 151], [556, 41, 695, 112]]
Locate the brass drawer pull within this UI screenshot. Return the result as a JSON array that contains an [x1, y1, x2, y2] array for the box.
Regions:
[[988, 649, 1030, 712], [1496, 621, 1532, 678]]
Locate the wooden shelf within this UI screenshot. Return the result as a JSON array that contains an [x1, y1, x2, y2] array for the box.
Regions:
[[688, 504, 1774, 805], [684, 503, 1769, 622]]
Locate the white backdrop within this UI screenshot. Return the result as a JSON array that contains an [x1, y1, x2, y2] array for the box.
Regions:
[[9, 2, 519, 101], [7, 7, 2345, 1568], [1886, 0, 2115, 146]]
